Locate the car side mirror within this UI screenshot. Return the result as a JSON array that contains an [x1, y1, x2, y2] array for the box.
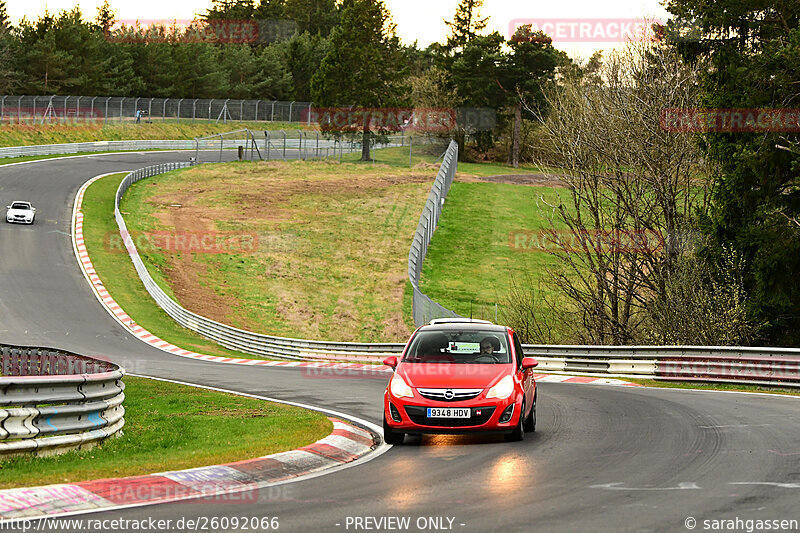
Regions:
[[5, 206, 9, 209], [521, 357, 539, 369], [383, 356, 398, 369]]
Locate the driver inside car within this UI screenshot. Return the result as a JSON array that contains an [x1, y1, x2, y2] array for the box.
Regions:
[[480, 336, 500, 355]]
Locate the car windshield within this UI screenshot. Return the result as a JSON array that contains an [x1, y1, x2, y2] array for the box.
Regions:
[[403, 329, 511, 364], [11, 203, 30, 209]]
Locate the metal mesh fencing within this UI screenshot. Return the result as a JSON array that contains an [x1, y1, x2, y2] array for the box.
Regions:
[[408, 140, 462, 326], [0, 95, 313, 124]]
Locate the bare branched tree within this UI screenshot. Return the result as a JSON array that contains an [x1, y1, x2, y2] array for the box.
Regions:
[[528, 41, 710, 344]]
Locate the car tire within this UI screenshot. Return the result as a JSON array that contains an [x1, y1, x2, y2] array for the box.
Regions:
[[383, 416, 405, 445], [504, 401, 525, 442], [523, 393, 536, 432]]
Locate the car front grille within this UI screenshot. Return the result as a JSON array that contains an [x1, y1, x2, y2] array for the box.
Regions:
[[416, 388, 483, 402], [404, 405, 496, 427]]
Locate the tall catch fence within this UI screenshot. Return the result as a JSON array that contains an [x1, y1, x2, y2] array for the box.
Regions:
[[0, 95, 312, 124]]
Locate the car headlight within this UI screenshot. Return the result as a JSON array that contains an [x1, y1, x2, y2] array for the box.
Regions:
[[485, 375, 515, 400], [390, 374, 414, 398]]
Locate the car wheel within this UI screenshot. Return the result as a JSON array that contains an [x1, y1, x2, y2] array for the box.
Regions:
[[383, 416, 405, 445], [504, 401, 525, 442], [523, 393, 536, 432]]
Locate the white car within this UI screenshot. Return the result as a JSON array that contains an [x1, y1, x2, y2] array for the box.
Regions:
[[6, 201, 36, 224]]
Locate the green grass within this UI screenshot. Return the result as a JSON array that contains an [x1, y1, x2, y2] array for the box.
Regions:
[[626, 378, 800, 397], [0, 120, 311, 148], [418, 181, 567, 320], [82, 173, 267, 359], [0, 376, 332, 489]]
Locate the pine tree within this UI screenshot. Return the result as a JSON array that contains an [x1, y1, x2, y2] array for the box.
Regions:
[[0, 0, 17, 94], [444, 0, 488, 52], [310, 0, 408, 160]]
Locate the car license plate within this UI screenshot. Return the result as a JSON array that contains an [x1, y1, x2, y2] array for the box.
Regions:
[[427, 407, 470, 418]]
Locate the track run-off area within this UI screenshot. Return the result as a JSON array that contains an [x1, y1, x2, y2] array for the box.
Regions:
[[1, 150, 799, 533]]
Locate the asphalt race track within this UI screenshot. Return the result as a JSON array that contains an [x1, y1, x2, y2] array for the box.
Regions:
[[1, 151, 799, 533]]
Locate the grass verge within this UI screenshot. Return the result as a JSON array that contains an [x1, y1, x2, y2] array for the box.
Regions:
[[0, 376, 332, 489], [624, 378, 800, 397], [0, 121, 309, 147], [418, 180, 567, 320]]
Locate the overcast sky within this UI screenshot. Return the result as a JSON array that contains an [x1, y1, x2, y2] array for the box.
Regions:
[[6, 0, 671, 60]]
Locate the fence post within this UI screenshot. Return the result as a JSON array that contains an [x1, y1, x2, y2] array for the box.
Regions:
[[192, 99, 197, 122], [1, 95, 5, 122], [63, 96, 68, 123], [208, 100, 212, 121], [17, 95, 22, 123], [255, 100, 259, 121], [119, 98, 124, 122], [163, 98, 168, 122], [134, 97, 140, 122], [148, 98, 153, 119], [316, 132, 319, 158], [307, 102, 312, 125], [282, 130, 286, 158], [219, 133, 224, 161], [271, 101, 276, 122], [240, 100, 243, 121], [289, 101, 294, 123], [265, 131, 270, 160], [32, 96, 35, 124], [104, 97, 109, 125]]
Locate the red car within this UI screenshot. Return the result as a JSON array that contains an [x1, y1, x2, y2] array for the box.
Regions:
[[383, 319, 538, 444]]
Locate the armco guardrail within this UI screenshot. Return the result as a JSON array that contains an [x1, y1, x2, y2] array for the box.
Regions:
[[523, 344, 800, 388], [407, 140, 462, 326], [0, 344, 125, 457], [0, 138, 246, 160]]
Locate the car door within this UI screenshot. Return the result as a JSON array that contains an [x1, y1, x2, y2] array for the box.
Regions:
[[511, 331, 534, 412]]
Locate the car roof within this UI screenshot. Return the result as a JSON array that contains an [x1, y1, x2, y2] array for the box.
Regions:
[[10, 201, 31, 206], [416, 322, 509, 334]]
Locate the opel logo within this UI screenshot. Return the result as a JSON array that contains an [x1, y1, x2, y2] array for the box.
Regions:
[[444, 390, 454, 400]]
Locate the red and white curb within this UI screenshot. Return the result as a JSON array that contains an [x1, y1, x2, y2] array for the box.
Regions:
[[71, 174, 639, 388], [0, 418, 377, 522]]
